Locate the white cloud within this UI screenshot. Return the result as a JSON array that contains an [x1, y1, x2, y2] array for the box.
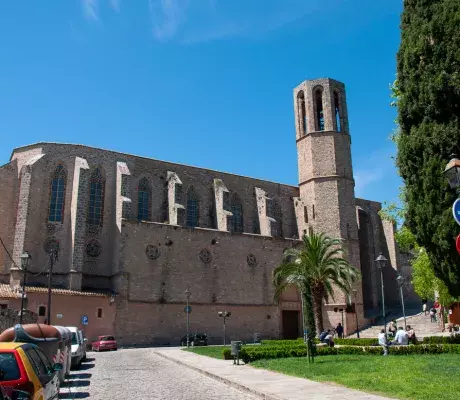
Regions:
[[353, 147, 396, 198], [83, 0, 98, 20], [110, 0, 121, 13], [148, 0, 329, 43]]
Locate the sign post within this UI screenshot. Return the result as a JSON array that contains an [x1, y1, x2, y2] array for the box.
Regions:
[[81, 315, 88, 326]]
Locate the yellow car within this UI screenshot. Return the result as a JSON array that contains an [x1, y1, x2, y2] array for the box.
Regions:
[[0, 342, 61, 400]]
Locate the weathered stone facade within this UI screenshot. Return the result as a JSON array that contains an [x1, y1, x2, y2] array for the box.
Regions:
[[0, 78, 416, 345]]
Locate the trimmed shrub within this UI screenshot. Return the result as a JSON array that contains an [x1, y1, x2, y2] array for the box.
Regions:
[[334, 338, 378, 346], [222, 348, 232, 360], [422, 336, 460, 345], [239, 343, 460, 363], [260, 339, 304, 346]]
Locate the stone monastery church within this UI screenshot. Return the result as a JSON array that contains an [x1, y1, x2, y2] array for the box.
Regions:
[[0, 78, 408, 345]]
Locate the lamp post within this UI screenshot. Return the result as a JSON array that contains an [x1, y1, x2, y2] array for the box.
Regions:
[[19, 251, 31, 324], [396, 274, 407, 330], [185, 289, 191, 348], [352, 289, 360, 338], [444, 154, 460, 191], [218, 311, 231, 345], [376, 253, 388, 335]]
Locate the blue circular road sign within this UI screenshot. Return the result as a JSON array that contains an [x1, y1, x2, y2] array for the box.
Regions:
[[184, 306, 192, 314], [453, 199, 460, 226]]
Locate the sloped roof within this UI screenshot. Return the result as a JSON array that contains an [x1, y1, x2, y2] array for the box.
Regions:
[[0, 284, 111, 299]]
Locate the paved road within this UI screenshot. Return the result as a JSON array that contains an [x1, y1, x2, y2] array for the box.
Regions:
[[59, 349, 258, 400]]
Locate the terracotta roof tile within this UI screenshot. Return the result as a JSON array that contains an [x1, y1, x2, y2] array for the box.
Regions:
[[0, 284, 111, 298]]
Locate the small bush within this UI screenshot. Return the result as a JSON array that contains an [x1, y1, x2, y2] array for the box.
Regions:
[[260, 339, 304, 346], [334, 338, 378, 346], [422, 336, 460, 345], [222, 348, 232, 360]]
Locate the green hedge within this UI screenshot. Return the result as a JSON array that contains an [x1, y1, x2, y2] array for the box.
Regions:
[[260, 339, 304, 346], [422, 336, 460, 344], [238, 344, 460, 363], [334, 338, 378, 346]]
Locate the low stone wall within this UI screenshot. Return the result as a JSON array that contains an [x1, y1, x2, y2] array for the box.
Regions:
[[0, 308, 37, 333]]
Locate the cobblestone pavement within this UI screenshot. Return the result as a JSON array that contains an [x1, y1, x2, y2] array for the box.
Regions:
[[59, 348, 258, 400]]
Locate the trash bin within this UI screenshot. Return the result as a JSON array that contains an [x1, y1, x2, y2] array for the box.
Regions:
[[231, 341, 242, 365]]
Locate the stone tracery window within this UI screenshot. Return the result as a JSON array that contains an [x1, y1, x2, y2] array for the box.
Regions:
[[87, 167, 105, 226], [48, 164, 66, 223], [137, 177, 151, 221], [230, 194, 244, 233], [186, 186, 199, 227]]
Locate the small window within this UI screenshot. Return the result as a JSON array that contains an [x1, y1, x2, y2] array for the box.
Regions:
[[334, 90, 341, 132], [312, 204, 316, 220], [315, 89, 324, 131], [0, 304, 7, 310], [97, 308, 103, 319], [223, 191, 231, 211], [297, 91, 307, 135], [304, 206, 308, 223], [38, 305, 46, 317], [175, 183, 183, 204], [0, 353, 20, 381]]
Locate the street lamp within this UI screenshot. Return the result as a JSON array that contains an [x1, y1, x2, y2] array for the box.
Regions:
[[376, 253, 388, 335], [396, 274, 407, 330], [352, 289, 360, 338], [444, 154, 460, 190], [185, 289, 191, 348], [19, 251, 31, 324], [218, 311, 231, 345]]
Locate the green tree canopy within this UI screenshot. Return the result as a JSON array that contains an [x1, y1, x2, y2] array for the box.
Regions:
[[396, 0, 460, 295]]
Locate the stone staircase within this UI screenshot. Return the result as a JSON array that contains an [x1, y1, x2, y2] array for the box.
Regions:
[[352, 311, 445, 339]]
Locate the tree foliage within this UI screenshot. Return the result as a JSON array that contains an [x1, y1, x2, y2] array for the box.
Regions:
[[396, 0, 460, 296], [273, 233, 360, 335]]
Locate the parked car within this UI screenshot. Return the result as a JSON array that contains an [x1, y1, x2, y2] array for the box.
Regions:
[[91, 336, 117, 352], [180, 333, 208, 347], [0, 342, 62, 400], [77, 330, 87, 361], [66, 327, 86, 368]]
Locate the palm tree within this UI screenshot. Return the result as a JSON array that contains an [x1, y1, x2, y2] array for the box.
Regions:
[[274, 232, 360, 335]]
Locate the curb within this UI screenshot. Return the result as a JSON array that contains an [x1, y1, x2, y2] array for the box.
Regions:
[[154, 350, 284, 400]]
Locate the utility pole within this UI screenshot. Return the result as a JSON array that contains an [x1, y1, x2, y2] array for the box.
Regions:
[[46, 248, 58, 326], [19, 252, 31, 325]]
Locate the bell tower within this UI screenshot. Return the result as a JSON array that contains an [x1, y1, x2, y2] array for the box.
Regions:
[[294, 78, 361, 306]]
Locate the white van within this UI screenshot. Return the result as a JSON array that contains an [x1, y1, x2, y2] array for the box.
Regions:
[[67, 326, 86, 368]]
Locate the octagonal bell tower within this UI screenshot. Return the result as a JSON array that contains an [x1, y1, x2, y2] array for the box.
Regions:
[[294, 78, 361, 310]]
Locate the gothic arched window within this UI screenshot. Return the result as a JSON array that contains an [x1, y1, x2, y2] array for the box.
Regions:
[[137, 177, 151, 221], [186, 186, 199, 227], [297, 90, 307, 136], [314, 88, 324, 131], [48, 164, 66, 223], [271, 200, 283, 238], [334, 90, 342, 132], [230, 194, 244, 233], [88, 167, 105, 226]]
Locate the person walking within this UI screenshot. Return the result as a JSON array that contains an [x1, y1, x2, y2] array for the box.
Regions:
[[422, 299, 428, 315], [430, 307, 437, 323], [336, 323, 344, 339]]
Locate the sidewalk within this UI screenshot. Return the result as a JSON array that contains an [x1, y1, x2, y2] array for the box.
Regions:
[[153, 347, 392, 400]]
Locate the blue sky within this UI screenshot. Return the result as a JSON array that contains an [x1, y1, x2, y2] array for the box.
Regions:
[[0, 0, 402, 204]]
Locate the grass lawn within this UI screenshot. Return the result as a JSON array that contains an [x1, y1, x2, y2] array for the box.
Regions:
[[184, 346, 229, 359], [252, 354, 460, 400]]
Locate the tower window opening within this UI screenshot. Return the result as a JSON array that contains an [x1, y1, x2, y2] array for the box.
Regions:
[[304, 206, 308, 223], [315, 89, 324, 131], [312, 204, 316, 220], [334, 91, 342, 132], [297, 91, 307, 135], [186, 186, 199, 227]]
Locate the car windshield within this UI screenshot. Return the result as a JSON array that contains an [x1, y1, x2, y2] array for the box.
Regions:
[[71, 332, 78, 345], [195, 334, 206, 339], [0, 352, 20, 381], [101, 336, 115, 341]]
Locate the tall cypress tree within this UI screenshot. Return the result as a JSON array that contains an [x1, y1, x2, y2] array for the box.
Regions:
[[396, 0, 460, 295]]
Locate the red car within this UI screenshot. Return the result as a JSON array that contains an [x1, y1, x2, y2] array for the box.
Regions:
[[91, 336, 117, 352]]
